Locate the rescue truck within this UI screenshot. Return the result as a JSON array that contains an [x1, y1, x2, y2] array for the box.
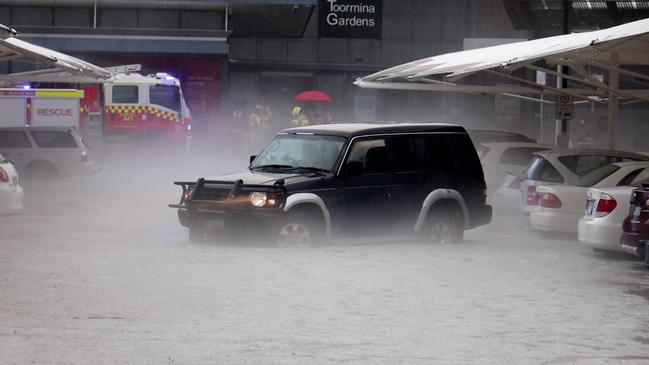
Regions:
[[80, 72, 192, 144]]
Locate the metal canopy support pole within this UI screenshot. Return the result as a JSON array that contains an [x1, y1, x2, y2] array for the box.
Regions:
[[555, 64, 569, 147], [555, 0, 571, 148], [607, 52, 619, 149], [225, 3, 229, 31]]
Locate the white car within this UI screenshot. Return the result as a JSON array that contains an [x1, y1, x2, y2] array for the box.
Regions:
[[492, 171, 525, 217], [477, 142, 551, 203], [0, 127, 99, 180], [529, 161, 649, 234], [501, 149, 649, 219], [578, 167, 649, 252], [0, 153, 23, 215], [493, 149, 649, 218]]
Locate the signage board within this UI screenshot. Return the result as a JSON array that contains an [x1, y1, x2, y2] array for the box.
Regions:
[[319, 0, 382, 39], [32, 98, 79, 128], [556, 94, 574, 120]]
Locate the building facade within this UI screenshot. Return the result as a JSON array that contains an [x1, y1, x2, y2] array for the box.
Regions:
[[1, 0, 646, 150]]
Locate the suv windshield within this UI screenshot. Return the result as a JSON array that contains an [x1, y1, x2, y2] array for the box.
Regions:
[[250, 134, 346, 172]]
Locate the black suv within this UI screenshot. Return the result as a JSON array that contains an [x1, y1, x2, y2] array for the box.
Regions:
[[170, 123, 492, 246]]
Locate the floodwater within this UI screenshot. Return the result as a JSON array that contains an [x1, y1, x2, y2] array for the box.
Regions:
[[1, 143, 648, 364]]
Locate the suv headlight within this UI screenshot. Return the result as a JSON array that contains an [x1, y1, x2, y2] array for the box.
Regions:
[[249, 192, 267, 207]]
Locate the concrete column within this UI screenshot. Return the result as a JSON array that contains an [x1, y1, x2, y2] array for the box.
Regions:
[[607, 52, 619, 150]]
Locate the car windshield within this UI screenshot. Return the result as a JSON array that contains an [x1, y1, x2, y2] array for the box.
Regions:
[[574, 164, 620, 187], [150, 84, 181, 112], [631, 167, 649, 187], [525, 156, 564, 183], [250, 134, 346, 172], [558, 154, 641, 176]]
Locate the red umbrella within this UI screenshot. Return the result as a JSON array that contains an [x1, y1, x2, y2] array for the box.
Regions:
[[293, 90, 333, 103]]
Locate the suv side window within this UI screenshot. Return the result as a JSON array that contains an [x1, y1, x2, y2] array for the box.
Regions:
[[344, 138, 388, 175], [392, 135, 431, 173], [0, 131, 31, 148], [30, 131, 78, 148], [430, 136, 458, 172]]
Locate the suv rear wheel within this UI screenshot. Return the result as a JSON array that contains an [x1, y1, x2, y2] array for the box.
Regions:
[[425, 207, 464, 244]]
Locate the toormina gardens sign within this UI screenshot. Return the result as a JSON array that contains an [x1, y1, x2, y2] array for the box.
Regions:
[[319, 0, 382, 39]]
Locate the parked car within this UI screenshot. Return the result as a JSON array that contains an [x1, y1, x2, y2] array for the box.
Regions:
[[0, 152, 23, 215], [579, 167, 649, 252], [468, 129, 535, 148], [529, 161, 649, 234], [170, 123, 492, 247], [477, 142, 551, 203], [620, 182, 649, 263], [505, 149, 649, 219], [0, 127, 99, 180]]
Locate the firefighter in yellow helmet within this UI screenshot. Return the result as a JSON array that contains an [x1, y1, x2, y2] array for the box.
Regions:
[[290, 106, 309, 127]]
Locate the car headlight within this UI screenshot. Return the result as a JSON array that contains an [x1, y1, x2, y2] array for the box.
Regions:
[[250, 192, 267, 207]]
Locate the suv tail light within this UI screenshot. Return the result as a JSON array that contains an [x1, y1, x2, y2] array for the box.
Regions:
[[538, 192, 562, 209], [526, 185, 538, 206], [0, 166, 8, 183], [81, 150, 89, 162], [595, 193, 617, 217]]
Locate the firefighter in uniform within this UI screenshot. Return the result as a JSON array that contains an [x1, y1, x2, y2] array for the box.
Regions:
[[247, 104, 272, 154], [289, 106, 309, 127]]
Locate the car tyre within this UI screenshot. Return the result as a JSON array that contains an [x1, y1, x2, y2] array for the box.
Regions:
[[277, 211, 324, 248], [425, 209, 463, 244]]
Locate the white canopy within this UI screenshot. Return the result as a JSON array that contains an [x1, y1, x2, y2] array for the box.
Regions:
[[0, 23, 125, 83], [356, 17, 649, 105]]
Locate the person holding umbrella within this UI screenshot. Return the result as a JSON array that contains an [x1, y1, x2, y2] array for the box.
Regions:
[[292, 90, 333, 126]]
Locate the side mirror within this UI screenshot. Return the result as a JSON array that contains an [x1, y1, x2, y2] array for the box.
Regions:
[[249, 155, 257, 164]]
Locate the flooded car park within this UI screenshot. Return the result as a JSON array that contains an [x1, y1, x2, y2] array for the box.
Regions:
[[1, 147, 649, 364]]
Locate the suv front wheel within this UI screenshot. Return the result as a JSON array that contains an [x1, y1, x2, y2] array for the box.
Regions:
[[276, 209, 324, 248]]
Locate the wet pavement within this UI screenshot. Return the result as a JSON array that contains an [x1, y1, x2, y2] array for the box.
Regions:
[[1, 149, 648, 364]]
